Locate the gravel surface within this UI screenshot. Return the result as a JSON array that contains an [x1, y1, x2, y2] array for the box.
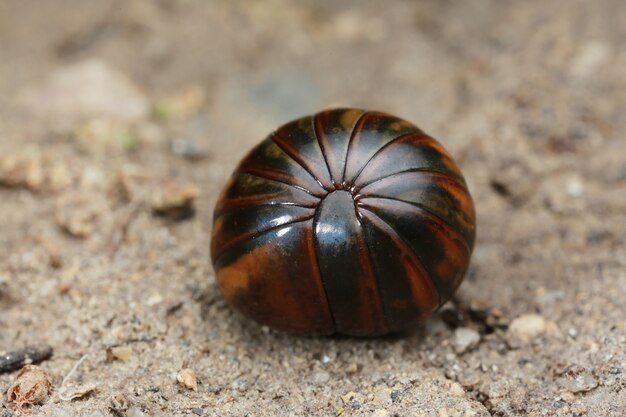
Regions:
[[1, 1, 625, 416]]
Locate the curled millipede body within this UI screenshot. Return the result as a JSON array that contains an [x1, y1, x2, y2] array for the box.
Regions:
[[211, 108, 476, 336]]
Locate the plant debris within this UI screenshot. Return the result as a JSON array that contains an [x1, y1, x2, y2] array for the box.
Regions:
[[150, 182, 199, 221], [7, 365, 54, 413], [0, 153, 73, 192], [176, 368, 198, 391], [57, 354, 97, 401], [0, 345, 53, 374]]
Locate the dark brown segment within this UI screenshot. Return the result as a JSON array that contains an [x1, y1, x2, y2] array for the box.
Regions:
[[214, 173, 320, 217], [272, 116, 335, 191], [238, 138, 327, 197], [215, 220, 335, 335], [357, 171, 475, 247], [314, 109, 367, 188], [360, 210, 440, 331], [343, 112, 421, 187], [357, 197, 471, 302], [313, 190, 387, 336], [352, 133, 465, 191], [211, 204, 315, 261]]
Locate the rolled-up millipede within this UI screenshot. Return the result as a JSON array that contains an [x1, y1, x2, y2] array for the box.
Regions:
[[211, 108, 476, 336]]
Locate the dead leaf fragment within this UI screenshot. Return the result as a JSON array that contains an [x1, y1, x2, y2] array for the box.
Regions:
[[58, 382, 98, 401], [7, 365, 54, 413], [151, 182, 199, 220], [0, 153, 73, 192], [176, 368, 198, 391]]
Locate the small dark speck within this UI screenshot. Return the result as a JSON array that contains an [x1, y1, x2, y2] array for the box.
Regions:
[[166, 302, 184, 316], [349, 401, 361, 410], [391, 390, 402, 402], [518, 358, 529, 367], [490, 180, 510, 197], [587, 229, 611, 244], [608, 366, 622, 375]]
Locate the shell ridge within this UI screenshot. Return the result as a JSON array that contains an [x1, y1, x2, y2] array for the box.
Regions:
[[313, 113, 337, 188], [215, 201, 319, 218], [271, 128, 334, 192], [233, 170, 325, 199], [354, 167, 467, 194], [355, 215, 391, 331], [212, 215, 315, 265], [239, 166, 326, 198], [358, 206, 442, 307], [341, 111, 370, 187], [214, 172, 322, 216], [349, 132, 430, 188], [358, 195, 474, 248], [359, 197, 471, 255]]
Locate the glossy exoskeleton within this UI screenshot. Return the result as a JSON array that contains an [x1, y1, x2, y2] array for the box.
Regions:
[[211, 109, 476, 336]]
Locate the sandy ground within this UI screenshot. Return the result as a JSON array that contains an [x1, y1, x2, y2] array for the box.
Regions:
[[1, 1, 625, 416]]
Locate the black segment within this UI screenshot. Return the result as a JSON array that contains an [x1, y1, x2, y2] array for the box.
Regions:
[[312, 190, 387, 336]]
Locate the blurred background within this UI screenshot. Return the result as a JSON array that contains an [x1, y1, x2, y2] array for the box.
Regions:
[[1, 1, 625, 416]]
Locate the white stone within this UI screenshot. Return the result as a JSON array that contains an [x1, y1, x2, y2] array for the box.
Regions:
[[449, 382, 465, 397], [507, 314, 546, 346], [311, 370, 330, 386], [453, 327, 481, 353], [372, 387, 392, 406]]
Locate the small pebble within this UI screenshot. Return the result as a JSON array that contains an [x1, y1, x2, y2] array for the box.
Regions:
[[191, 407, 207, 416], [312, 370, 330, 386], [453, 327, 481, 353], [372, 387, 392, 406], [345, 363, 359, 374], [566, 178, 584, 198], [507, 314, 546, 347], [110, 346, 133, 362], [341, 391, 364, 407], [146, 293, 164, 307], [564, 366, 598, 393], [449, 382, 465, 397], [126, 406, 147, 417], [176, 368, 198, 391], [191, 408, 207, 416]]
